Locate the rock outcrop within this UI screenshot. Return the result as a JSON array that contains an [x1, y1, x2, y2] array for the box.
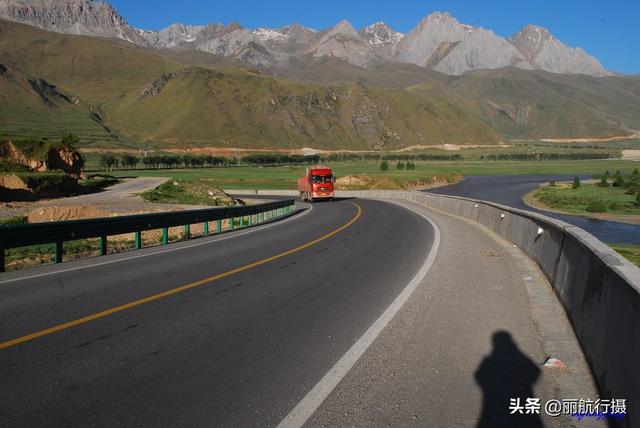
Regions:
[[0, 0, 147, 45], [0, 140, 85, 177]]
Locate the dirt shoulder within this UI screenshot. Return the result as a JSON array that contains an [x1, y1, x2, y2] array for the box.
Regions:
[[0, 177, 244, 223]]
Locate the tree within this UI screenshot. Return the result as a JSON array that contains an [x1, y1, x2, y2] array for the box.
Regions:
[[613, 171, 624, 187], [636, 192, 640, 207], [379, 160, 388, 171], [121, 154, 138, 169], [61, 132, 79, 147], [599, 175, 609, 187], [99, 153, 117, 171], [396, 161, 405, 170], [572, 176, 581, 189]]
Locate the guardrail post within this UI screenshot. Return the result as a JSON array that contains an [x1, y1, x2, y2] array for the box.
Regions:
[[240, 216, 245, 228], [161, 227, 169, 245], [216, 219, 222, 234], [55, 241, 63, 264], [184, 224, 190, 239], [134, 232, 142, 250], [0, 247, 5, 273], [100, 236, 108, 256], [203, 222, 209, 237], [249, 215, 253, 226], [230, 218, 235, 230]]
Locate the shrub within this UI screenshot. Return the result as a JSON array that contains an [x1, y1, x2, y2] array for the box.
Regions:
[[0, 215, 28, 225], [396, 161, 405, 170], [572, 176, 581, 189], [379, 160, 388, 171], [585, 200, 608, 213], [598, 175, 609, 187], [614, 175, 625, 187]]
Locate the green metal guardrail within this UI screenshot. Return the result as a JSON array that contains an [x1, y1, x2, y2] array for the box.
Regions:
[[0, 199, 296, 273]]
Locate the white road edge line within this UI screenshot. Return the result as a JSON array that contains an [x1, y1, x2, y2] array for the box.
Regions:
[[0, 202, 313, 285], [277, 200, 441, 428]]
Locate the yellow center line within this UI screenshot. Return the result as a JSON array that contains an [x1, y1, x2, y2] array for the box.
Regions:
[[0, 202, 362, 351]]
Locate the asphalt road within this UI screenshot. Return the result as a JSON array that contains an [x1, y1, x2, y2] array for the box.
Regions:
[[429, 174, 640, 244], [0, 198, 435, 427]]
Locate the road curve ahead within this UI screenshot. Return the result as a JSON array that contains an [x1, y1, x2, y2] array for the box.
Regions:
[[0, 198, 436, 427]]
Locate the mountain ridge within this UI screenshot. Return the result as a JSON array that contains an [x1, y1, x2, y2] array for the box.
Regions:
[[0, 0, 613, 77]]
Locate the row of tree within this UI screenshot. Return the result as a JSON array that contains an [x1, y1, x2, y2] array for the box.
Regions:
[[481, 152, 614, 161], [98, 151, 618, 171], [99, 153, 328, 171]]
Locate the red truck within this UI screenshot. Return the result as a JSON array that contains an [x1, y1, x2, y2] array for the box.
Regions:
[[298, 165, 335, 202]]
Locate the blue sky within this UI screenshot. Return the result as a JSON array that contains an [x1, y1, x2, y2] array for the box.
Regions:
[[110, 0, 639, 74]]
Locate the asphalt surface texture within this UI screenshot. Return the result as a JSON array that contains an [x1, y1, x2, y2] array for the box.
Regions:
[[0, 198, 435, 427], [0, 196, 600, 427], [429, 174, 640, 244]]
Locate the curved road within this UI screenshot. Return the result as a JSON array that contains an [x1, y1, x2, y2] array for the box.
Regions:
[[429, 174, 640, 244], [0, 198, 435, 426]]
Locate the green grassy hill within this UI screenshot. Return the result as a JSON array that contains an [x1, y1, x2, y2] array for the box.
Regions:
[[108, 67, 500, 150], [0, 63, 116, 144], [1, 18, 639, 150], [0, 19, 501, 150], [439, 68, 640, 139]]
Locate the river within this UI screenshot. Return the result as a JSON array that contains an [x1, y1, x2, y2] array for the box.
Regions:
[[428, 175, 640, 245]]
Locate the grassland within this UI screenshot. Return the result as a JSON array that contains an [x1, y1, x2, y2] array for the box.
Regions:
[[108, 159, 640, 190], [141, 179, 238, 206], [527, 172, 640, 225], [609, 244, 640, 267]]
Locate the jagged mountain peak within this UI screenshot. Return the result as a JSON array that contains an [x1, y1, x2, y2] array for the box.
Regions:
[[280, 22, 317, 34], [359, 21, 404, 45], [0, 2, 614, 77], [509, 24, 612, 76], [0, 0, 149, 45], [329, 19, 357, 36]]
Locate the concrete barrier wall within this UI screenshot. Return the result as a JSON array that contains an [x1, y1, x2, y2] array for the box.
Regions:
[[332, 189, 639, 427]]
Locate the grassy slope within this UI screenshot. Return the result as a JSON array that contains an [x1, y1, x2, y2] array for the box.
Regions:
[[108, 66, 501, 150], [423, 68, 640, 139], [609, 244, 640, 267], [0, 63, 116, 143], [0, 19, 500, 150], [533, 183, 640, 215], [109, 160, 640, 190]]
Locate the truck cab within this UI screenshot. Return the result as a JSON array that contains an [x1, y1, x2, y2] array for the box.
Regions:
[[298, 165, 335, 202]]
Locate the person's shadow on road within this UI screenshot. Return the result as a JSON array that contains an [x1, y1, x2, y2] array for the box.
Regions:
[[474, 331, 543, 428]]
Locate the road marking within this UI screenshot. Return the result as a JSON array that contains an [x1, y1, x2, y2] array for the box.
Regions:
[[0, 202, 313, 285], [277, 201, 441, 428], [0, 203, 360, 351]]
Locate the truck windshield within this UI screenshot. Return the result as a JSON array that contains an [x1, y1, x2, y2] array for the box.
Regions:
[[311, 175, 332, 183]]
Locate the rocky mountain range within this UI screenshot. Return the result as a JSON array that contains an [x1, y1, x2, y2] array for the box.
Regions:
[[0, 0, 613, 76]]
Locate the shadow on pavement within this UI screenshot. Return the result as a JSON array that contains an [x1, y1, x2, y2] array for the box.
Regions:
[[474, 331, 543, 428]]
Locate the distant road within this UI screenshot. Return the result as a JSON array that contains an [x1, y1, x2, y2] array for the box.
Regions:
[[429, 174, 640, 244], [54, 177, 170, 205]]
